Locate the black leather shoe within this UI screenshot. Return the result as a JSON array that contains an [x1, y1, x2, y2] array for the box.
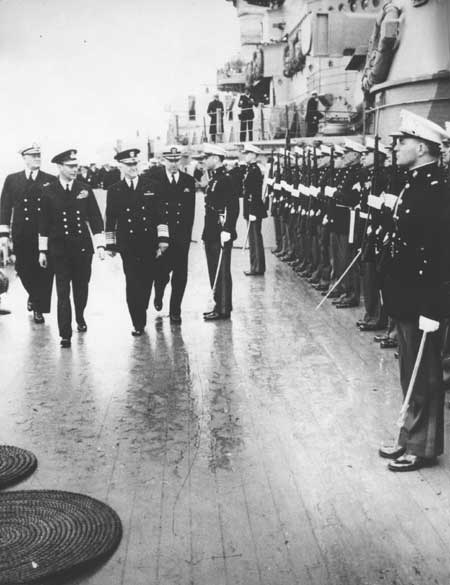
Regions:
[[332, 296, 346, 305], [203, 311, 230, 321], [378, 444, 406, 460], [154, 298, 163, 312], [380, 338, 398, 349], [170, 314, 182, 324], [335, 300, 359, 309], [359, 322, 384, 332], [77, 319, 87, 332], [132, 328, 145, 336], [33, 311, 45, 324], [0, 308, 11, 315], [60, 338, 71, 348], [27, 298, 33, 312], [374, 333, 389, 343], [244, 271, 264, 276], [388, 454, 435, 472], [315, 284, 329, 292]]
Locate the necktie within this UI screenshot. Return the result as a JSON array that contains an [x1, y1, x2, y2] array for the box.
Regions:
[[129, 180, 134, 191], [66, 184, 70, 192], [171, 173, 176, 185]]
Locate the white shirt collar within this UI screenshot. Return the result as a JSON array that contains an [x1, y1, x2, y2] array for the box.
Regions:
[[26, 169, 38, 180], [166, 170, 179, 183], [126, 176, 139, 189], [59, 177, 74, 190]]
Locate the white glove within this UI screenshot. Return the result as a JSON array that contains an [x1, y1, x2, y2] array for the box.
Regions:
[[419, 316, 440, 333], [0, 237, 8, 248], [156, 242, 169, 258], [39, 252, 48, 269], [220, 231, 231, 247], [107, 250, 117, 258], [97, 247, 106, 261], [249, 214, 257, 222], [325, 186, 337, 198]]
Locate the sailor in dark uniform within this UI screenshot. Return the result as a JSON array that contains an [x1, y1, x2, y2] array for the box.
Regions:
[[328, 140, 365, 309], [0, 144, 55, 323], [153, 146, 196, 324], [378, 110, 450, 471], [105, 148, 169, 336], [202, 144, 239, 321], [242, 144, 267, 275], [38, 149, 105, 347], [356, 137, 390, 332]]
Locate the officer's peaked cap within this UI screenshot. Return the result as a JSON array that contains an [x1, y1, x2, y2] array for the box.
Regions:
[[364, 136, 388, 155], [114, 148, 140, 163], [343, 139, 365, 154], [20, 143, 41, 156], [392, 109, 450, 145], [203, 144, 227, 158], [243, 143, 263, 155], [162, 146, 182, 161], [51, 149, 78, 165]]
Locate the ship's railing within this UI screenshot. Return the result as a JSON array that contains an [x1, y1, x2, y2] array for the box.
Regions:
[[167, 101, 357, 146]]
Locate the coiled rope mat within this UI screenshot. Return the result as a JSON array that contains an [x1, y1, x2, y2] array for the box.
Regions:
[[0, 446, 37, 489], [0, 490, 123, 584]]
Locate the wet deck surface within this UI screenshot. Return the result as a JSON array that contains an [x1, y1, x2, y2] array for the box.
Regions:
[[1, 201, 450, 584]]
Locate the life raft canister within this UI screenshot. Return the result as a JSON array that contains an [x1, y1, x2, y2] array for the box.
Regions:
[[361, 1, 401, 94]]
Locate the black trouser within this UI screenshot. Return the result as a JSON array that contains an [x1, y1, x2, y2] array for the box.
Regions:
[[397, 319, 444, 459], [204, 240, 232, 315], [121, 253, 155, 330], [248, 219, 265, 274], [273, 215, 282, 251], [14, 237, 54, 313], [360, 261, 387, 326], [52, 251, 92, 339], [154, 242, 190, 316], [240, 118, 253, 142], [341, 241, 360, 303], [318, 224, 331, 284]]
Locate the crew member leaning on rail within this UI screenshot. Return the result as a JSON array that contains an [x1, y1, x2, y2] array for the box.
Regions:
[[378, 110, 450, 472]]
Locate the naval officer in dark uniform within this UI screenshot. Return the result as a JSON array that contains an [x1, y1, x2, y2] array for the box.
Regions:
[[242, 143, 266, 276], [105, 148, 169, 336], [38, 149, 105, 347], [0, 144, 55, 323], [202, 144, 239, 321], [153, 146, 196, 324], [378, 110, 450, 471]]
